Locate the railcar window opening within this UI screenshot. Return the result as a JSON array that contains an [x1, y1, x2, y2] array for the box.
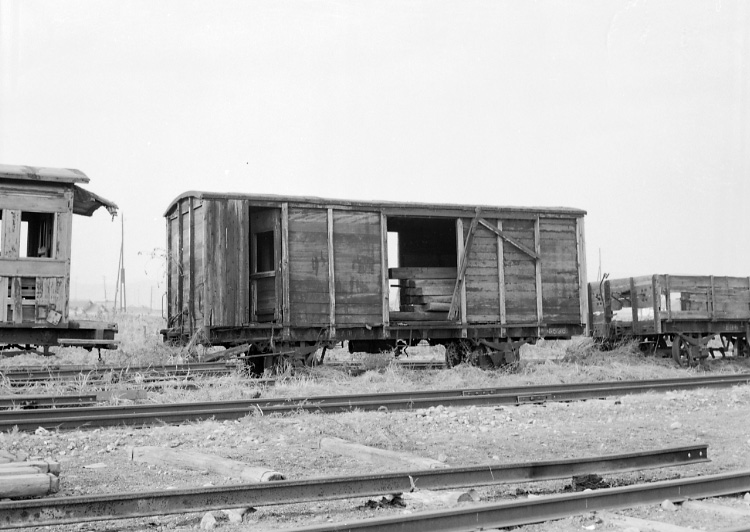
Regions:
[[19, 212, 55, 259], [255, 231, 275, 274]]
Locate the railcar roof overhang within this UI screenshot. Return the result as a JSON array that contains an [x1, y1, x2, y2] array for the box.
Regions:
[[165, 191, 586, 218], [0, 164, 118, 217]]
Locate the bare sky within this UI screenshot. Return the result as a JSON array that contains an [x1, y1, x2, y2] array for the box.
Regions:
[[1, 0, 748, 305]]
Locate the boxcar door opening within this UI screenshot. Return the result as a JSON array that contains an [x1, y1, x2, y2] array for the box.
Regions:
[[250, 208, 281, 323]]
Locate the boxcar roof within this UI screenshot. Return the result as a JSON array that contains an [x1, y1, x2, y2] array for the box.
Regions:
[[0, 164, 90, 184], [165, 191, 587, 218], [0, 164, 119, 217]]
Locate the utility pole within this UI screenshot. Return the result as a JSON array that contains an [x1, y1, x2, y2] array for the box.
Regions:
[[113, 214, 127, 313]]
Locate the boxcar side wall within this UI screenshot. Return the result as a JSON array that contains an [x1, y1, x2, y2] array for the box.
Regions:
[[460, 215, 584, 330], [165, 195, 586, 344]]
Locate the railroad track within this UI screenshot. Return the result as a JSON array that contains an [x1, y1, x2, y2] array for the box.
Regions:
[[0, 362, 237, 386], [1, 373, 748, 431], [0, 444, 711, 529]]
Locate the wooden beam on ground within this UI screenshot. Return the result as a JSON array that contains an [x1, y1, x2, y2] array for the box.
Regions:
[[203, 343, 250, 362], [0, 473, 59, 498], [130, 446, 284, 482], [319, 437, 447, 470], [0, 461, 60, 475]]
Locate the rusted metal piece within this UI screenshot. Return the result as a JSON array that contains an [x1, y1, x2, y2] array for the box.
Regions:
[[0, 374, 749, 431], [279, 469, 750, 532], [0, 445, 709, 529]]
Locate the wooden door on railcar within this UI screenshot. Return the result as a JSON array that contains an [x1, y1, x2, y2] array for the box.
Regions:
[[250, 208, 281, 322]]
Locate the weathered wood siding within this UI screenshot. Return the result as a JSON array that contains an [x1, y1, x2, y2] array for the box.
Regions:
[[500, 218, 538, 323], [333, 211, 382, 325], [658, 275, 750, 321], [288, 208, 330, 325], [0, 182, 72, 325], [202, 199, 249, 327], [539, 218, 580, 322], [462, 219, 501, 322]]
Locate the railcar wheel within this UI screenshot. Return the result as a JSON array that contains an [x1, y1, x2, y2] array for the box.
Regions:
[[444, 340, 472, 367], [736, 336, 749, 358], [672, 337, 690, 367]]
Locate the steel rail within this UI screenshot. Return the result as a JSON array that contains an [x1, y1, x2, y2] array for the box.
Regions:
[[0, 362, 235, 384], [0, 444, 709, 529], [278, 469, 750, 532], [4, 372, 747, 413], [0, 393, 98, 409], [0, 374, 747, 431]]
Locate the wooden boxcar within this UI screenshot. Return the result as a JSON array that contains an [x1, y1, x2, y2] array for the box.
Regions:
[[162, 192, 587, 369], [0, 165, 118, 353], [588, 275, 750, 365]]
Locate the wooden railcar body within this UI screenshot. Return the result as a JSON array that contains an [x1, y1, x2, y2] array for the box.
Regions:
[[0, 165, 118, 352], [162, 192, 587, 366], [588, 275, 750, 363]]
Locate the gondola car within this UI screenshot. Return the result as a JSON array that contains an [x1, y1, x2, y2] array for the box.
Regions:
[[0, 165, 118, 354], [161, 192, 588, 370], [588, 275, 750, 365]]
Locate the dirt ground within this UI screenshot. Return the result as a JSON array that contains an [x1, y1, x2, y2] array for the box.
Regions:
[[3, 349, 750, 532]]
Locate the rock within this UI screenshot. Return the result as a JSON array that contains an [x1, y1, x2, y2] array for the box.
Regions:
[[35, 427, 49, 435], [669, 422, 682, 430], [660, 499, 676, 511], [200, 512, 217, 529], [222, 508, 251, 523]]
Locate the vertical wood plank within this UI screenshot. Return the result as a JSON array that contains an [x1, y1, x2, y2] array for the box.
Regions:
[[630, 276, 639, 334], [239, 202, 250, 324], [709, 275, 715, 320], [188, 199, 195, 332], [56, 192, 73, 263], [576, 217, 588, 334], [281, 202, 290, 330], [496, 219, 506, 326], [56, 193, 73, 324], [177, 199, 184, 326], [327, 208, 336, 337], [202, 202, 211, 328], [534, 217, 543, 327], [455, 218, 467, 336], [166, 208, 173, 324], [11, 277, 22, 324], [665, 274, 672, 322], [652, 275, 661, 335], [2, 210, 21, 259], [0, 278, 6, 322], [380, 212, 389, 332]]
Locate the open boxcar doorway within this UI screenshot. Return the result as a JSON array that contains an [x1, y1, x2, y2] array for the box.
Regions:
[[250, 208, 281, 323]]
